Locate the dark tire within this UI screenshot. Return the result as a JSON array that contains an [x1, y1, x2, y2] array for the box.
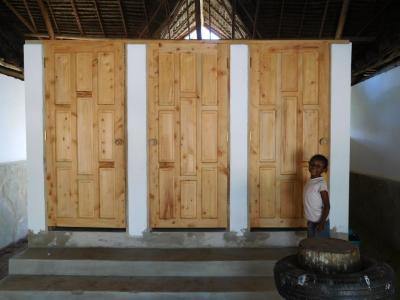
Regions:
[[274, 255, 395, 300]]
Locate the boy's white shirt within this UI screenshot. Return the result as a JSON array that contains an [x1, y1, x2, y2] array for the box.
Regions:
[[304, 176, 329, 223]]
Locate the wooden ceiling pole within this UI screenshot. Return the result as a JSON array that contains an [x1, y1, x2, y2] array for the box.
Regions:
[[237, 0, 261, 38], [231, 0, 236, 39], [3, 0, 35, 33], [47, 0, 60, 34], [139, 0, 164, 38], [93, 0, 105, 36], [141, 0, 150, 37], [356, 0, 392, 37], [252, 0, 260, 39], [37, 0, 55, 39], [117, 0, 128, 37], [194, 0, 202, 39], [186, 0, 190, 38], [335, 0, 350, 39], [319, 0, 329, 38], [22, 0, 38, 33], [164, 0, 171, 38], [70, 0, 84, 35]]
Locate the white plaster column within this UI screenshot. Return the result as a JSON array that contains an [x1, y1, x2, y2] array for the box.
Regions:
[[24, 42, 46, 233], [230, 45, 249, 234], [330, 43, 352, 238], [127, 44, 148, 236]]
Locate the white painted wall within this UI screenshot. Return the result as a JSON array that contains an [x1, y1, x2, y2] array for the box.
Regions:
[[329, 44, 352, 237], [351, 66, 400, 182], [0, 74, 26, 163], [25, 43, 46, 233]]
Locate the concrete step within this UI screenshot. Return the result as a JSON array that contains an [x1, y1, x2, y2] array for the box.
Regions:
[[0, 275, 283, 299], [9, 248, 296, 277]]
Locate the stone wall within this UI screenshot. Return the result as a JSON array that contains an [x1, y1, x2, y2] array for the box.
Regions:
[[0, 161, 27, 249], [350, 172, 400, 251]]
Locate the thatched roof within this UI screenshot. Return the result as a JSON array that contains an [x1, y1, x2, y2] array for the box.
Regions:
[[0, 0, 399, 84]]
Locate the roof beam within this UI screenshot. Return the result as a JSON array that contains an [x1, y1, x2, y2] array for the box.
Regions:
[[70, 0, 84, 35], [195, 0, 202, 39], [47, 0, 60, 34], [139, 0, 164, 38], [93, 0, 105, 36], [164, 0, 171, 38], [141, 0, 149, 37], [319, 0, 329, 38], [335, 0, 350, 39], [237, 0, 261, 39], [37, 0, 55, 39], [3, 0, 35, 33], [22, 0, 38, 33], [297, 0, 308, 37], [117, 0, 128, 37], [185, 0, 191, 38]]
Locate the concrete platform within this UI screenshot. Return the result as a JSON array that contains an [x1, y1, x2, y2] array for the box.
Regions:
[[1, 247, 292, 299], [0, 275, 283, 299], [9, 247, 296, 277]]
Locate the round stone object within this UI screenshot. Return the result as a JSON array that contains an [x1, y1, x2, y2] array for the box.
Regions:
[[298, 238, 361, 274]]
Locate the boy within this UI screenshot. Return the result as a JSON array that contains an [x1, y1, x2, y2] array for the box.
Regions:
[[304, 154, 330, 238]]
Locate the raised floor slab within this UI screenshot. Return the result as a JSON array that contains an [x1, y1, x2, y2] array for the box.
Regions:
[[0, 275, 283, 300]]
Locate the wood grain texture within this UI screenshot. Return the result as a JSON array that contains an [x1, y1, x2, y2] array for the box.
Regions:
[[149, 42, 228, 228], [45, 41, 125, 228], [249, 42, 330, 228]]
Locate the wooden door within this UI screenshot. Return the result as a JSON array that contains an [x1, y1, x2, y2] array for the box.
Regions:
[[249, 42, 330, 228], [148, 42, 228, 228], [45, 41, 125, 228]]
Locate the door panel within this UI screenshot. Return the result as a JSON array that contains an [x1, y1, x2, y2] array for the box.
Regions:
[[249, 42, 330, 228], [45, 41, 125, 228], [148, 43, 228, 228]]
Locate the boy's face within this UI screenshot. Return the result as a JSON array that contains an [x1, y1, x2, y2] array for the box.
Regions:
[[308, 159, 327, 178]]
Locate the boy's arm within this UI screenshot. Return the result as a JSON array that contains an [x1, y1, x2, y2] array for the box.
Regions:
[[316, 191, 330, 232]]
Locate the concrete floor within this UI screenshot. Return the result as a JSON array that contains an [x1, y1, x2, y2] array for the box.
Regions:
[[0, 239, 27, 280]]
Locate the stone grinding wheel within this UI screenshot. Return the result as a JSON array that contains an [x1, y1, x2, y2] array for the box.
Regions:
[[298, 238, 361, 274]]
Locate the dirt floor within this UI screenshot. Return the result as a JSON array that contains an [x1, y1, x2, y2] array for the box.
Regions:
[[0, 239, 27, 280]]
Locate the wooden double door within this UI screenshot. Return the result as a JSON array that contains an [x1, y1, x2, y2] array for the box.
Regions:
[[148, 42, 229, 228], [45, 41, 125, 228], [249, 42, 330, 228]]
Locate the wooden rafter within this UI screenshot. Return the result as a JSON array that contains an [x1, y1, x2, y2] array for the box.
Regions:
[[208, 0, 211, 38], [3, 0, 35, 33], [142, 0, 149, 37], [319, 0, 329, 38], [195, 0, 201, 39], [70, 0, 84, 35], [186, 0, 191, 38], [139, 0, 164, 38], [237, 0, 261, 39], [117, 0, 128, 37], [47, 0, 60, 34], [37, 0, 55, 39], [277, 0, 285, 37], [22, 0, 38, 33], [231, 0, 236, 39], [335, 0, 350, 39], [164, 0, 171, 38], [298, 0, 308, 37], [253, 0, 260, 39], [93, 0, 105, 36]]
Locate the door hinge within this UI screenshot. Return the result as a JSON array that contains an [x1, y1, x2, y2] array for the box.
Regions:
[[227, 57, 229, 69], [43, 58, 46, 69], [44, 130, 47, 141], [249, 57, 252, 68]]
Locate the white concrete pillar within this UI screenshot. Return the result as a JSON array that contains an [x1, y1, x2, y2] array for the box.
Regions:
[[25, 42, 46, 233], [127, 44, 148, 236], [330, 43, 352, 238], [229, 45, 249, 234]]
